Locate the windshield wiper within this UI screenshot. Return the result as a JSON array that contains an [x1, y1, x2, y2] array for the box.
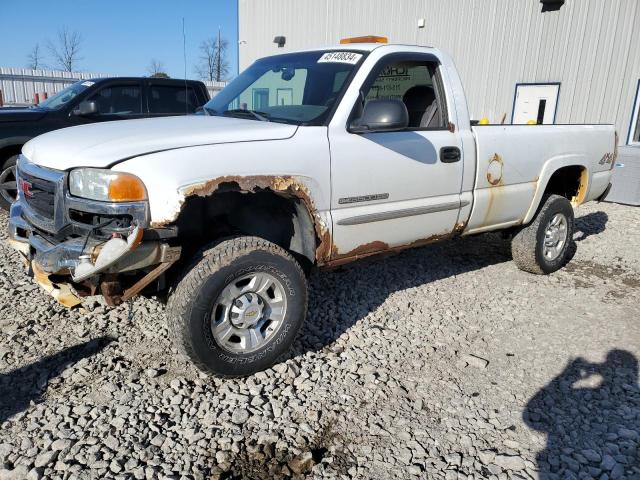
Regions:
[[223, 109, 271, 122]]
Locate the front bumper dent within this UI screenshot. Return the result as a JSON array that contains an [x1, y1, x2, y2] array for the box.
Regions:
[[8, 201, 179, 306]]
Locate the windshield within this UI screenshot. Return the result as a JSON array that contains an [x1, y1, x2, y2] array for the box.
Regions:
[[204, 50, 364, 125], [38, 81, 93, 110]]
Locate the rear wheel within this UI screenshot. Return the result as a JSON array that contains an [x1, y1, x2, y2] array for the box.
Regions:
[[511, 194, 574, 274], [167, 236, 308, 377], [0, 155, 18, 211]]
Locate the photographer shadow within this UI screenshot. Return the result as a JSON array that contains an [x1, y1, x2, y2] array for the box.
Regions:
[[523, 350, 640, 479], [574, 211, 608, 242]]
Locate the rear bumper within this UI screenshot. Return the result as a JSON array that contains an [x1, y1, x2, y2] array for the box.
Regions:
[[596, 182, 612, 202]]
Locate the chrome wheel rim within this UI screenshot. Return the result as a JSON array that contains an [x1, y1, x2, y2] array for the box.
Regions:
[[543, 213, 568, 261], [211, 271, 287, 354], [0, 165, 17, 205]]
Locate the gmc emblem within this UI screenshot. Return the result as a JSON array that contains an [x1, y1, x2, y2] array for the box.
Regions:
[[19, 179, 33, 198]]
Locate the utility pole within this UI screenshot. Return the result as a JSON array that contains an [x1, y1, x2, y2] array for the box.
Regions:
[[216, 27, 222, 83]]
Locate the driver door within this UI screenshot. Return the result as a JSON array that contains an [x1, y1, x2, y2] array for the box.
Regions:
[[328, 54, 465, 260], [69, 80, 145, 125]]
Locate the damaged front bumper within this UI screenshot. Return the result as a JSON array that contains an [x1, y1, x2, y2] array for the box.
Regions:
[[9, 201, 180, 306], [7, 159, 180, 307]]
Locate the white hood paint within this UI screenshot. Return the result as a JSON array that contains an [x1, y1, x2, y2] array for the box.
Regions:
[[22, 115, 298, 170]]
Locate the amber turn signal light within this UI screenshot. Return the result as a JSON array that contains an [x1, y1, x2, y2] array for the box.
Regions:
[[108, 174, 147, 202]]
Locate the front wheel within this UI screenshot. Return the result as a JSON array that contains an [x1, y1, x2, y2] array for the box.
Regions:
[[167, 236, 308, 377], [0, 155, 19, 211], [511, 194, 575, 274]]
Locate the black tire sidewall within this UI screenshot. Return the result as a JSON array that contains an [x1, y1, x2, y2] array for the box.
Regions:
[[534, 197, 574, 274], [186, 249, 306, 376], [0, 154, 19, 210]]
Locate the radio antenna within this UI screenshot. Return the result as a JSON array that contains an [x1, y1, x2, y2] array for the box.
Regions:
[[182, 17, 188, 115]]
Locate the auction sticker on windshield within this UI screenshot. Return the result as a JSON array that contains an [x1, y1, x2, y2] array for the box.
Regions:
[[318, 52, 362, 64]]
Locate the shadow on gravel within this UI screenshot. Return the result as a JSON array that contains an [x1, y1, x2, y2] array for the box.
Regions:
[[295, 233, 512, 355], [524, 350, 640, 479], [0, 336, 114, 423], [574, 211, 608, 242]]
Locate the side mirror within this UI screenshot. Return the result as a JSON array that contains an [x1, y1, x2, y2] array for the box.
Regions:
[[349, 99, 409, 133], [73, 100, 98, 116]]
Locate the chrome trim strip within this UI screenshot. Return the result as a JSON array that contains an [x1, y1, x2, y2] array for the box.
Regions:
[[65, 194, 150, 228], [338, 193, 389, 205], [337, 200, 469, 226]]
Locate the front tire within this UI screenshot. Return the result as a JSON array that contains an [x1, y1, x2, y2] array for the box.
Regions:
[[0, 154, 19, 211], [511, 194, 574, 274], [167, 236, 308, 377]]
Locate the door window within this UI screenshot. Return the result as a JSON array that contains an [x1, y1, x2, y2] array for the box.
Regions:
[[89, 85, 142, 115], [149, 85, 199, 114], [360, 59, 445, 129]]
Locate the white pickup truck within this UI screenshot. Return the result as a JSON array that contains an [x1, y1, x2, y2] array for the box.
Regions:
[[8, 39, 616, 376]]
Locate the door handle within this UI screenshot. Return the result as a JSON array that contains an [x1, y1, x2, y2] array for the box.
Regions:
[[440, 146, 461, 163]]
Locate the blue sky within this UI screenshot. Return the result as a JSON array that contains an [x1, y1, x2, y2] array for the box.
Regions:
[[0, 0, 239, 79]]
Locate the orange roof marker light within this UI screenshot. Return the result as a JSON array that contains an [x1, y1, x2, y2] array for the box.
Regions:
[[340, 35, 388, 44]]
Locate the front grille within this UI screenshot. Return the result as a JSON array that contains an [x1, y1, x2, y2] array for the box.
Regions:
[[20, 171, 56, 219]]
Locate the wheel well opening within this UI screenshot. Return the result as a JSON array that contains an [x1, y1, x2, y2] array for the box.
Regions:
[[172, 188, 317, 274], [0, 145, 22, 166], [543, 165, 587, 206]]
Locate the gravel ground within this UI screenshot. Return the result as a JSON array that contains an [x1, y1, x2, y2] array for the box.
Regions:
[[0, 201, 638, 480]]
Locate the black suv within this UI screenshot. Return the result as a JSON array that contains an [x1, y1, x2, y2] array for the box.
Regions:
[[0, 77, 210, 209]]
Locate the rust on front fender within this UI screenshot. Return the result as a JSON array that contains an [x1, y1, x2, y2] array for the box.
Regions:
[[152, 175, 333, 265]]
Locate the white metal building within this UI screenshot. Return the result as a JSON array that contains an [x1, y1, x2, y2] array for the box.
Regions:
[[238, 0, 640, 146]]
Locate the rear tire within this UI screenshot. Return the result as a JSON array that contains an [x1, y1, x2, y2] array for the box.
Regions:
[[0, 154, 18, 211], [511, 194, 574, 274], [167, 236, 308, 377]]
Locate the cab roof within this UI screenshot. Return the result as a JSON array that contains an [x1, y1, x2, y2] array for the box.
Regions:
[[285, 43, 435, 55]]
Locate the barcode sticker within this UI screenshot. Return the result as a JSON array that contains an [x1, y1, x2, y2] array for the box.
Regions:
[[318, 52, 362, 64]]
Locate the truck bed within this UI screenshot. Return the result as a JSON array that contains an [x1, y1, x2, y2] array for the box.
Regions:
[[464, 124, 616, 234]]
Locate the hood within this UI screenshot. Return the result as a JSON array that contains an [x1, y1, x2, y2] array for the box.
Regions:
[[0, 107, 47, 123], [22, 115, 298, 170]]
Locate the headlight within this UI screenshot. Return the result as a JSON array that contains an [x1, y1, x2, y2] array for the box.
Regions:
[[69, 168, 147, 202]]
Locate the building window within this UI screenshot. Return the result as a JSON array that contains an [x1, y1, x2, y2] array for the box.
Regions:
[[276, 88, 293, 106], [252, 88, 269, 109], [628, 79, 640, 145], [512, 83, 560, 125]]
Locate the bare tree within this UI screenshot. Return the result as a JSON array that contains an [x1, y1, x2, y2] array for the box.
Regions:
[[27, 44, 43, 70], [147, 59, 169, 78], [196, 29, 229, 82], [47, 27, 83, 72]]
